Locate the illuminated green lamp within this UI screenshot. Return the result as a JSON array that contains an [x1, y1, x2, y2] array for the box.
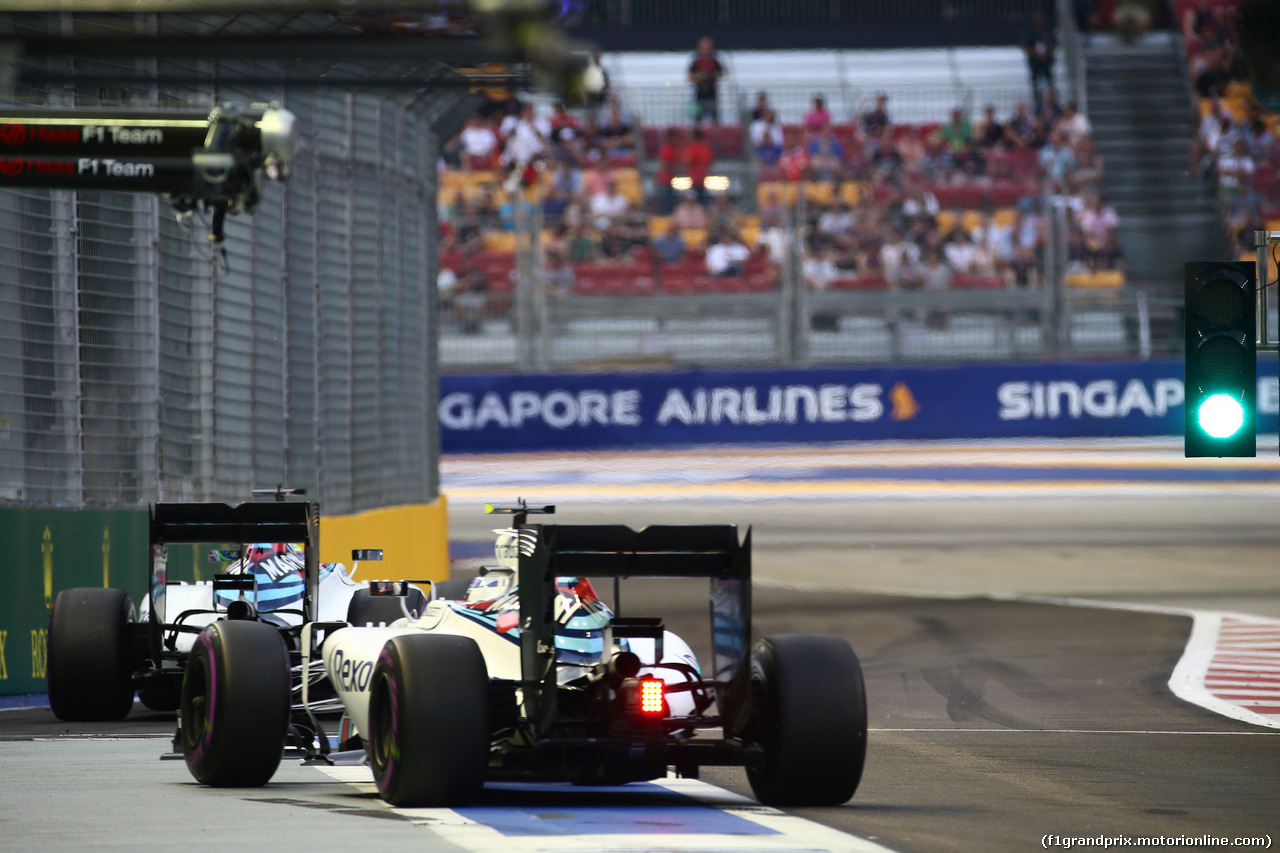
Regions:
[[1197, 393, 1246, 439]]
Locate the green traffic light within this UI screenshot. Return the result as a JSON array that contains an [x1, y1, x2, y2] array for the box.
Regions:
[[1197, 393, 1245, 439]]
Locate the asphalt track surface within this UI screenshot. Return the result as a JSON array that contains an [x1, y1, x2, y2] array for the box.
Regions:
[[4, 440, 1279, 852]]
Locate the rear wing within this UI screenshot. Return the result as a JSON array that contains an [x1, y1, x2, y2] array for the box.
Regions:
[[148, 500, 320, 625], [516, 524, 751, 720]]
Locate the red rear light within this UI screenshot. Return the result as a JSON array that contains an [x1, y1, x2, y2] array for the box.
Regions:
[[638, 677, 665, 716]]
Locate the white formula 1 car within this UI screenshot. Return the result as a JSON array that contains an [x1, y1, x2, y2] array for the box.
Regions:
[[47, 492, 395, 720], [174, 501, 869, 807]]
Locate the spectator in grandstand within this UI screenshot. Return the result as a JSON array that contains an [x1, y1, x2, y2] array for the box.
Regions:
[[879, 227, 921, 289], [974, 212, 1016, 269], [539, 250, 575, 296], [673, 192, 708, 230], [688, 36, 725, 124], [589, 177, 630, 230], [901, 182, 940, 222], [1216, 137, 1256, 210], [1038, 129, 1078, 192], [1055, 102, 1092, 147], [807, 127, 847, 184], [548, 158, 582, 198], [454, 258, 489, 334], [802, 244, 839, 291], [1190, 101, 1233, 177], [755, 211, 789, 265], [1071, 134, 1104, 191], [750, 91, 774, 122], [452, 199, 486, 254], [750, 108, 785, 166], [1020, 10, 1057, 110], [805, 95, 832, 133], [685, 126, 717, 203], [582, 155, 613, 198], [655, 128, 683, 214], [501, 103, 549, 167], [942, 229, 977, 275], [862, 93, 891, 137], [567, 222, 597, 264], [1073, 0, 1100, 44], [652, 222, 687, 264], [1182, 0, 1230, 45], [540, 184, 569, 221], [437, 266, 457, 314], [548, 102, 580, 145], [459, 115, 500, 170], [598, 224, 634, 262], [1077, 190, 1120, 270], [543, 223, 570, 261], [975, 105, 1005, 149], [1003, 101, 1041, 150], [1036, 87, 1064, 133], [1242, 118, 1275, 163], [597, 95, 638, 159], [1193, 43, 1234, 99], [708, 195, 740, 234], [705, 231, 751, 277], [1013, 204, 1044, 287], [940, 107, 980, 174]]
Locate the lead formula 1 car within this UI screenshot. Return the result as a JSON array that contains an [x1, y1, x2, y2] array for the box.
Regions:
[[176, 503, 868, 807]]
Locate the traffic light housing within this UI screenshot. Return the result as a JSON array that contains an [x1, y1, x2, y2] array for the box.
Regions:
[[1184, 261, 1257, 457]]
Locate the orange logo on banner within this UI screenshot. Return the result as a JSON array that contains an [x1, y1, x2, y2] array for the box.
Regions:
[[890, 382, 920, 421]]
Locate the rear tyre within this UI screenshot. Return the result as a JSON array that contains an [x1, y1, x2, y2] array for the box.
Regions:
[[47, 587, 136, 722], [180, 620, 290, 787], [743, 633, 867, 806], [368, 634, 489, 806], [346, 587, 427, 626]]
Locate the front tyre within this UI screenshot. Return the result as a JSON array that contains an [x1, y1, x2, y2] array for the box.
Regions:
[[47, 587, 136, 722], [180, 620, 290, 787], [368, 634, 489, 807], [743, 634, 867, 806]]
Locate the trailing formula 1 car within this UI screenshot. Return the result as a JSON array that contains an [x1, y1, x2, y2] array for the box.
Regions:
[[177, 502, 868, 807], [46, 491, 395, 721]]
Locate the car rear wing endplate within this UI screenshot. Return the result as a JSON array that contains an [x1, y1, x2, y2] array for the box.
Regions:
[[516, 524, 751, 723]]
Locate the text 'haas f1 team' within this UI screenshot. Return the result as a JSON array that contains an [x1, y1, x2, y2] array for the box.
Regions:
[[175, 503, 869, 807]]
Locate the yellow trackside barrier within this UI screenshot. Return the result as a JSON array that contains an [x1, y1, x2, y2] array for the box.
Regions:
[[321, 496, 450, 583]]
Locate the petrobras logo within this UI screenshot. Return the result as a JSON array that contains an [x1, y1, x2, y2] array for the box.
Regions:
[[996, 376, 1280, 420]]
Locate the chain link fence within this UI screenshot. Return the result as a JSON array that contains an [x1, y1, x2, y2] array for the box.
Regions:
[[0, 15, 472, 512]]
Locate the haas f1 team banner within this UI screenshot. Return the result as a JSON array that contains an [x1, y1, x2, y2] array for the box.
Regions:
[[440, 359, 1280, 453]]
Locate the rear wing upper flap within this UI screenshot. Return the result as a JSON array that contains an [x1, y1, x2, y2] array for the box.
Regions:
[[534, 523, 750, 579], [150, 500, 318, 545]]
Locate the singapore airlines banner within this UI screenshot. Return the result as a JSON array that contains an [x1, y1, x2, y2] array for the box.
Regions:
[[439, 359, 1280, 453]]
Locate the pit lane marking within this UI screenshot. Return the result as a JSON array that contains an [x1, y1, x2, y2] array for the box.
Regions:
[[314, 766, 894, 852]]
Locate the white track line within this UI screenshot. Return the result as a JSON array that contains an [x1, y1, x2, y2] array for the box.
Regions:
[[314, 766, 894, 853]]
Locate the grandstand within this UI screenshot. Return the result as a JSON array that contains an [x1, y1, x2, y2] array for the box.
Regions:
[[437, 2, 1274, 370]]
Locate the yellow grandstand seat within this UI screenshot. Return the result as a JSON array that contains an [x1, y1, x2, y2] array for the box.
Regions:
[[993, 208, 1018, 228], [648, 215, 673, 238], [839, 181, 870, 205], [740, 223, 760, 246], [803, 182, 836, 205], [935, 210, 957, 233], [681, 228, 708, 249], [482, 231, 518, 253], [757, 181, 798, 207], [1066, 269, 1125, 289]]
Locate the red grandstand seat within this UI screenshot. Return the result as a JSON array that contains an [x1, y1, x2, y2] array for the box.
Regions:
[[660, 268, 696, 293], [439, 249, 465, 271], [990, 179, 1026, 208], [1009, 149, 1039, 181], [642, 127, 663, 158], [712, 276, 746, 293], [1253, 164, 1277, 198], [745, 272, 774, 292], [711, 125, 744, 158], [607, 151, 638, 168], [830, 276, 888, 291]]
